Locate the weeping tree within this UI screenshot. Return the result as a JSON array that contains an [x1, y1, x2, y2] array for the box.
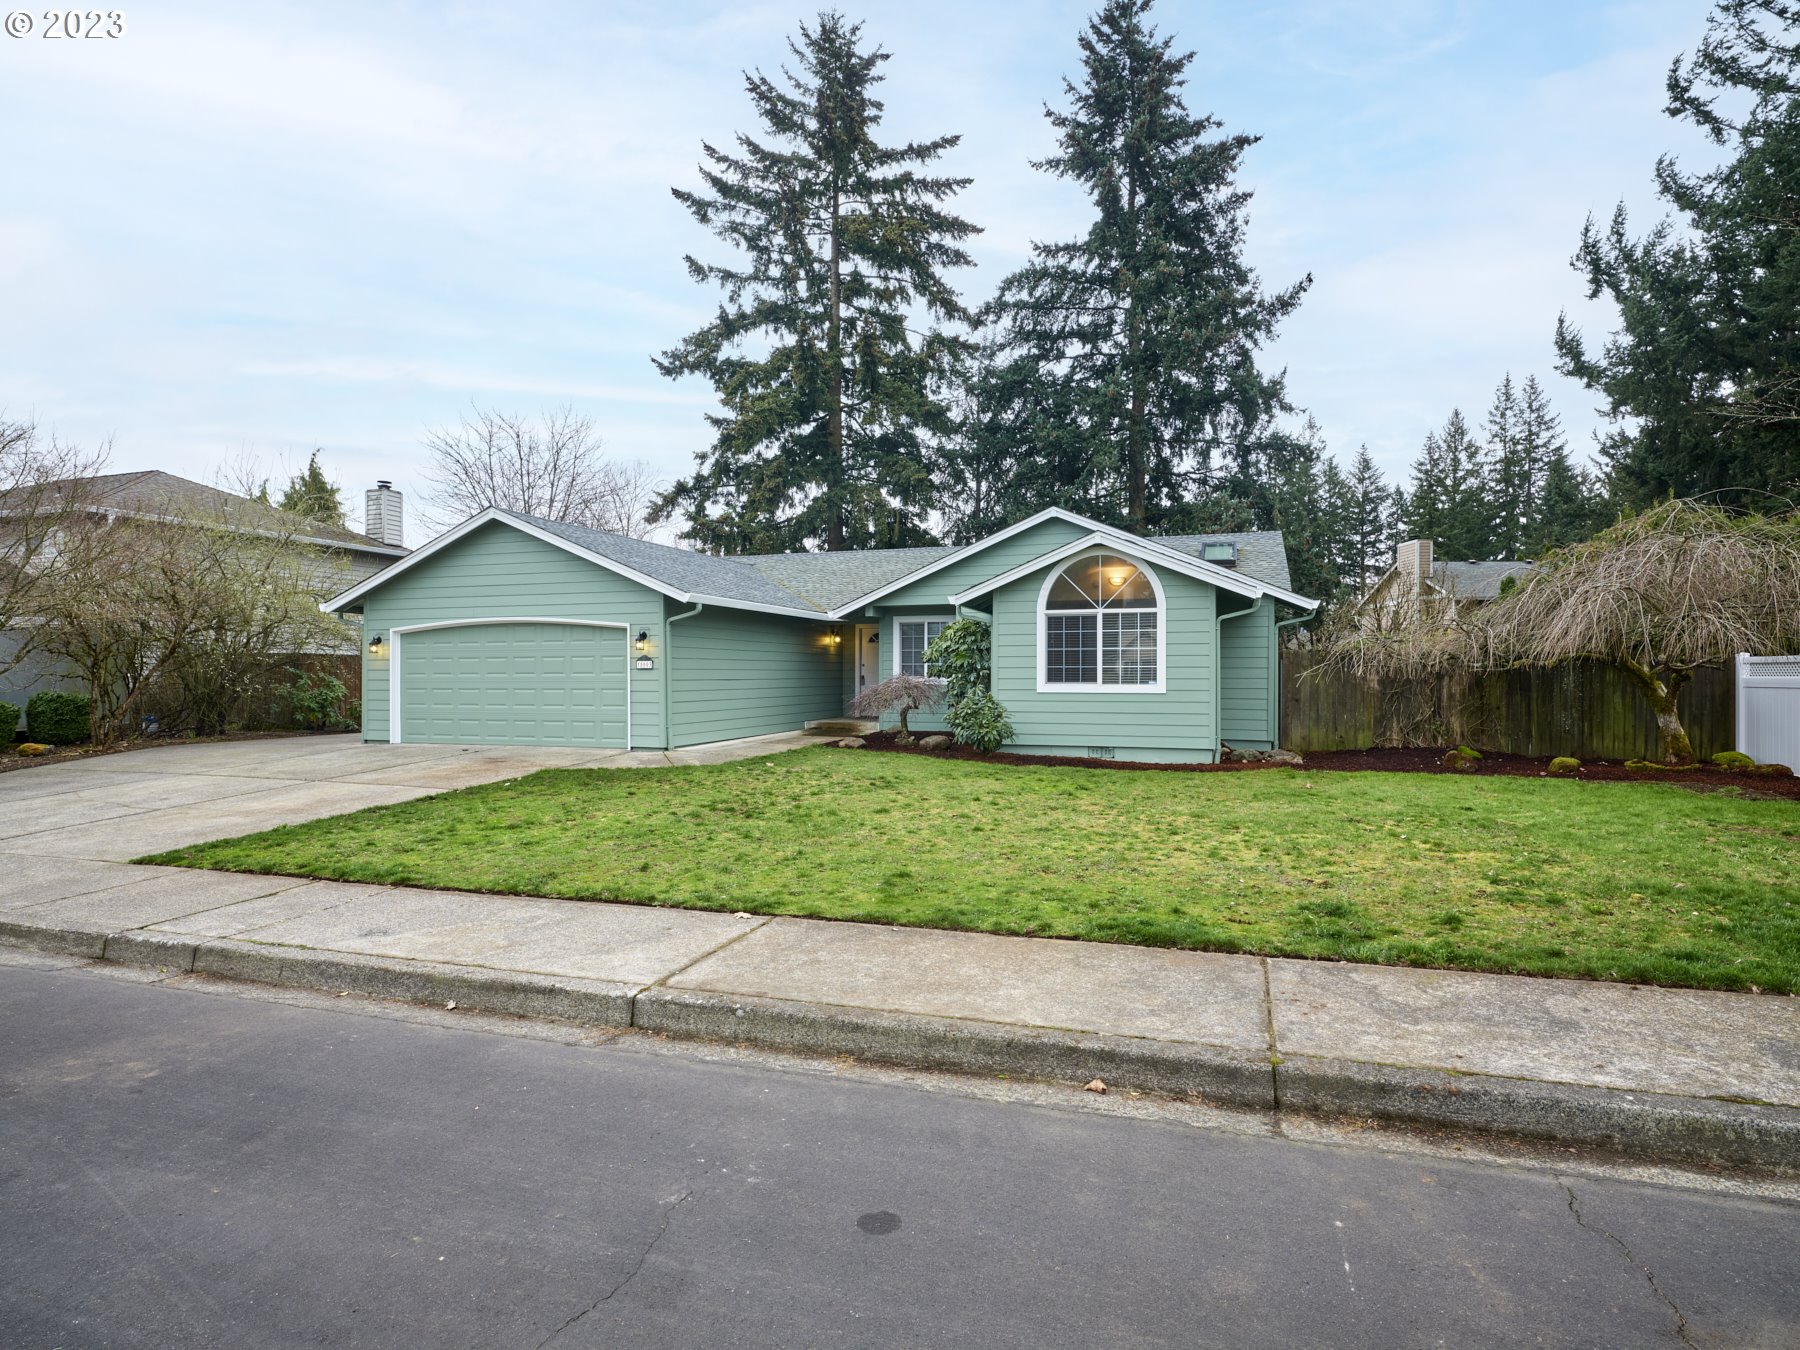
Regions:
[[1324, 500, 1800, 764]]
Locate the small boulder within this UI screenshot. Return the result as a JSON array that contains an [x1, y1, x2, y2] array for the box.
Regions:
[[1441, 746, 1481, 771], [1548, 756, 1580, 775], [1710, 750, 1755, 771], [1265, 748, 1303, 766], [1745, 762, 1794, 777], [918, 734, 953, 752], [836, 736, 866, 749], [16, 743, 50, 757]]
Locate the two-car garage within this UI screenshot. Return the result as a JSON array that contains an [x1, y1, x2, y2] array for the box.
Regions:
[[389, 621, 631, 749]]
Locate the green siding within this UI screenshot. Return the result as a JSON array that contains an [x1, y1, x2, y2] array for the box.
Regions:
[[988, 557, 1220, 759], [667, 604, 843, 747], [360, 522, 666, 747], [398, 623, 627, 747], [870, 517, 1090, 610], [1219, 600, 1278, 748]]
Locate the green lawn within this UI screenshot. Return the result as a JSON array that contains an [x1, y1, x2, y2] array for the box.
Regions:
[[142, 749, 1800, 993]]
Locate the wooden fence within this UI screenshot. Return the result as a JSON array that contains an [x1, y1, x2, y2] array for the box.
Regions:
[[1279, 650, 1736, 761]]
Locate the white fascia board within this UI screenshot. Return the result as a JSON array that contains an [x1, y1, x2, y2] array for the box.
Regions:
[[948, 527, 1320, 611], [323, 508, 689, 613], [321, 508, 834, 621], [823, 506, 1111, 618]]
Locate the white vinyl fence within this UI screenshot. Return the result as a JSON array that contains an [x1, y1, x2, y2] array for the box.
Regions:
[[1736, 654, 1800, 768]]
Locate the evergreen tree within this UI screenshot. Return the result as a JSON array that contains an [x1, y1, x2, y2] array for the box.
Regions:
[[1485, 374, 1528, 558], [1554, 0, 1800, 505], [970, 0, 1308, 532], [1401, 410, 1492, 559], [652, 12, 979, 552], [1342, 445, 1397, 590], [277, 451, 344, 526], [1526, 450, 1606, 554]]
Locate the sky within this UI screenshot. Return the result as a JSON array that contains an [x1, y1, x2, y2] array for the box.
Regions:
[[1, 0, 1720, 539]]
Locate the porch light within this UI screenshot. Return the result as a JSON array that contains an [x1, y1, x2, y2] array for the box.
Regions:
[[825, 630, 841, 648], [635, 629, 649, 653], [368, 634, 384, 656]]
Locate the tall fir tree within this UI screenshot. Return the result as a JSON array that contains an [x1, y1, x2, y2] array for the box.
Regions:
[[1485, 374, 1529, 559], [1555, 0, 1800, 505], [967, 0, 1308, 532], [652, 12, 979, 552], [1342, 444, 1397, 590], [1401, 410, 1492, 560], [277, 451, 344, 527]]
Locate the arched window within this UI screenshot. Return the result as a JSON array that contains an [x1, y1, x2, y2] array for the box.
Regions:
[[1038, 553, 1164, 692]]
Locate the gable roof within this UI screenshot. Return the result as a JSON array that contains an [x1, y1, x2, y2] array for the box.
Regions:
[[324, 504, 1318, 619], [945, 529, 1318, 611], [2, 469, 408, 557], [1433, 559, 1535, 600]]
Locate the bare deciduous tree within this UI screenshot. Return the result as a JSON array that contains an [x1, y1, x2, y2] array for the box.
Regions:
[[421, 405, 660, 537], [850, 674, 946, 745], [1322, 500, 1800, 764], [0, 415, 109, 677], [31, 480, 352, 742]]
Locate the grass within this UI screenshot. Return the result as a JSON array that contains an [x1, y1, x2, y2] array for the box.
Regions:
[[141, 748, 1800, 994]]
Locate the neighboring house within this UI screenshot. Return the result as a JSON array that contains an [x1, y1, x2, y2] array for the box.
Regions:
[[0, 472, 409, 720], [1352, 539, 1535, 630], [326, 506, 1317, 762]]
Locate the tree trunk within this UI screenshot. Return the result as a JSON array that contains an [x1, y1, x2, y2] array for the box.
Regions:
[[1123, 169, 1147, 531], [896, 701, 914, 745], [826, 185, 846, 552], [1621, 660, 1696, 765]]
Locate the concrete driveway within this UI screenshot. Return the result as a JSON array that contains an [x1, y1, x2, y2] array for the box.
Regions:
[[0, 731, 823, 862]]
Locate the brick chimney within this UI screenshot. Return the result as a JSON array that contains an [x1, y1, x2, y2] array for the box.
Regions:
[[365, 480, 404, 547], [1396, 539, 1432, 597]]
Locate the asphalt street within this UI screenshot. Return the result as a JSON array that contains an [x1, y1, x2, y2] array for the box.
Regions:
[[3, 959, 1796, 1349]]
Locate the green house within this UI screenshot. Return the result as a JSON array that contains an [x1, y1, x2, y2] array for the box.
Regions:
[[324, 507, 1317, 763]]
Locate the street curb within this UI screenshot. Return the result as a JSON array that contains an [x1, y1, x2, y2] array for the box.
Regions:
[[190, 939, 638, 1028], [5, 920, 1797, 1174], [635, 986, 1278, 1110], [0, 918, 106, 959], [1276, 1054, 1800, 1174]]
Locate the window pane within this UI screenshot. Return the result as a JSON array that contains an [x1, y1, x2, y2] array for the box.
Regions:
[[1046, 560, 1099, 609], [1103, 558, 1157, 608], [1045, 613, 1097, 683], [899, 620, 949, 677], [1102, 611, 1158, 684]]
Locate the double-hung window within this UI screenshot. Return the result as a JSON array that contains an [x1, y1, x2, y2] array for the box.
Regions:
[[1040, 554, 1162, 691], [896, 618, 949, 678]]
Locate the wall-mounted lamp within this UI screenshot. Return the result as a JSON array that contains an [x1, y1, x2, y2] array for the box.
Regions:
[[825, 630, 842, 649], [368, 634, 385, 656], [635, 629, 650, 653]]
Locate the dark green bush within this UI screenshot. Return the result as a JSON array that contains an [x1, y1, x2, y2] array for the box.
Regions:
[[26, 691, 91, 745], [0, 702, 19, 743], [288, 668, 349, 730], [946, 689, 1014, 754], [922, 618, 991, 708]]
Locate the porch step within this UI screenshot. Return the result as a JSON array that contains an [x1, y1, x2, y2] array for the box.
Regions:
[[804, 719, 879, 736]]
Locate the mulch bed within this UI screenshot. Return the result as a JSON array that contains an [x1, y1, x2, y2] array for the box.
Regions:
[[846, 731, 1800, 800]]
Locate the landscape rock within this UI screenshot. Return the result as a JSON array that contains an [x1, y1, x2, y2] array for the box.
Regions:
[[16, 743, 50, 757], [918, 734, 953, 752], [836, 737, 866, 749]]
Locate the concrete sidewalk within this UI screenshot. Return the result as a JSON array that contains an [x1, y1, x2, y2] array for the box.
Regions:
[[1, 857, 1795, 1174]]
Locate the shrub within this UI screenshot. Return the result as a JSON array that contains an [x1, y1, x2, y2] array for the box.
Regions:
[[0, 702, 18, 744], [1548, 756, 1581, 775], [288, 667, 348, 731], [850, 674, 945, 744], [947, 689, 1014, 754], [1710, 750, 1755, 770], [922, 618, 991, 708], [26, 691, 91, 745]]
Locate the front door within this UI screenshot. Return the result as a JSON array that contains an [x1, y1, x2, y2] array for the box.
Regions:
[[855, 624, 881, 700]]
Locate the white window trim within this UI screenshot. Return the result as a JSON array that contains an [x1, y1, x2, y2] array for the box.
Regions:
[[1036, 551, 1168, 694], [384, 618, 632, 749], [890, 613, 956, 681]]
